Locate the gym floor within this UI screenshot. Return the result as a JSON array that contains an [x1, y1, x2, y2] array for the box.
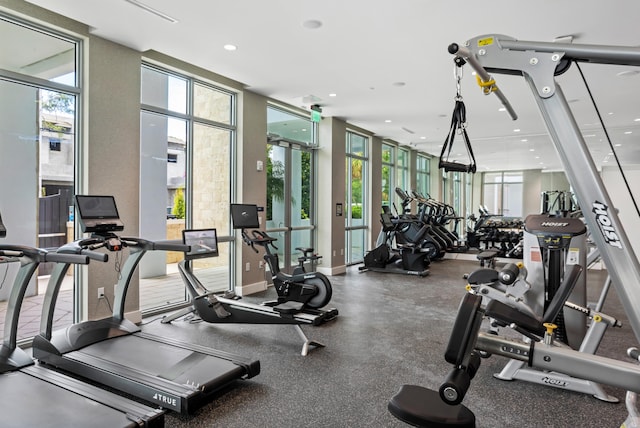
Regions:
[[140, 258, 633, 427]]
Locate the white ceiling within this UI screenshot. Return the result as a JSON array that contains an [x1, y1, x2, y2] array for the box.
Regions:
[[25, 0, 640, 172]]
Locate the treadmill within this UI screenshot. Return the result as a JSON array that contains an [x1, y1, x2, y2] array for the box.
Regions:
[[32, 195, 260, 414], [0, 212, 165, 427]]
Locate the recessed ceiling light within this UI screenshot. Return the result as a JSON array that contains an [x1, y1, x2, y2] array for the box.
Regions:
[[625, 131, 633, 134], [420, 136, 426, 140], [302, 19, 323, 29], [385, 119, 392, 123], [635, 118, 640, 122], [615, 143, 622, 147], [498, 107, 506, 112], [514, 128, 521, 132], [608, 112, 614, 115], [583, 134, 596, 138], [329, 93, 337, 97], [223, 44, 237, 51], [521, 139, 528, 142], [529, 149, 535, 152]]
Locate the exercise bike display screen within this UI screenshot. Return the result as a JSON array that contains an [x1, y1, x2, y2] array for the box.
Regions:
[[183, 228, 219, 260], [230, 204, 260, 229]]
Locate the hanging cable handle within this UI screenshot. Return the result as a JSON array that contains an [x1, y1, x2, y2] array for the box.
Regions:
[[439, 58, 477, 173]]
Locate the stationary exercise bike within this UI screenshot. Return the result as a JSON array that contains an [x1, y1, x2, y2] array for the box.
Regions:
[[162, 205, 338, 355], [232, 203, 333, 310]]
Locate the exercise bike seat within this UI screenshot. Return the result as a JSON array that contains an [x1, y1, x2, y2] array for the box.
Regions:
[[295, 247, 315, 255], [388, 385, 475, 427]]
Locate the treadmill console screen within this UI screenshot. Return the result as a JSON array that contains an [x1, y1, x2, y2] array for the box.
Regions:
[[183, 228, 219, 260], [75, 195, 124, 233], [230, 204, 260, 229]]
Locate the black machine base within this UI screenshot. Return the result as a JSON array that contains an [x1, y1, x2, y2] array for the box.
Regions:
[[388, 385, 475, 427]]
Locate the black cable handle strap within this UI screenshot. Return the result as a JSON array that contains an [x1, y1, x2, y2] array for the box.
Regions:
[[439, 99, 477, 173]]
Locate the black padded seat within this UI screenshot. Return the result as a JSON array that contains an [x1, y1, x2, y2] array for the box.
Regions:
[[388, 385, 475, 427], [466, 268, 499, 285], [476, 249, 499, 267], [485, 299, 544, 335]]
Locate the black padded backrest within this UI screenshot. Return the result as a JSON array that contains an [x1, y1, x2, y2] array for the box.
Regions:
[[542, 264, 583, 324]]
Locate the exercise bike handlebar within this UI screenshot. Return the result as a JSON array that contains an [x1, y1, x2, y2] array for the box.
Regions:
[[241, 229, 278, 253]]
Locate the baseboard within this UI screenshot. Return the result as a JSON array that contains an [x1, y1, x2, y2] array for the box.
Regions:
[[318, 265, 347, 276], [237, 280, 268, 296], [126, 310, 142, 324]]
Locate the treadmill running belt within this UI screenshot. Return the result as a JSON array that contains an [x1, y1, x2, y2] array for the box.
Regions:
[[158, 351, 207, 381], [0, 371, 150, 428]]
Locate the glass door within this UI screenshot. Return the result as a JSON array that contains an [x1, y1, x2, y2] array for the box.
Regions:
[[266, 143, 314, 272]]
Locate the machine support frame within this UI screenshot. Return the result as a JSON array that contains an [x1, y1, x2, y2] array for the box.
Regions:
[[453, 35, 640, 343]]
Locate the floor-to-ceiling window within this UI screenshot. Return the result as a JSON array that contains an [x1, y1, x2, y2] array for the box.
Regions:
[[482, 171, 523, 217], [416, 153, 431, 197], [397, 147, 409, 204], [0, 14, 80, 341], [140, 64, 236, 312], [266, 106, 316, 271], [381, 143, 395, 210], [345, 131, 369, 264]]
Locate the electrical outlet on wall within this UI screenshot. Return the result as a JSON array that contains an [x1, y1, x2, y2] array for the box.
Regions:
[[97, 287, 105, 299]]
